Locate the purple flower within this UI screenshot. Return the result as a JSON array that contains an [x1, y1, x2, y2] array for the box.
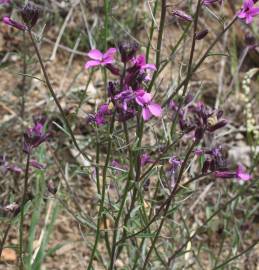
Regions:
[[236, 164, 251, 181], [23, 122, 50, 153], [171, 10, 193, 22], [165, 156, 182, 189], [135, 90, 162, 121], [88, 103, 113, 126], [85, 48, 117, 69], [2, 16, 27, 31], [29, 159, 46, 170], [200, 146, 228, 174], [131, 55, 156, 81], [20, 3, 40, 29], [195, 148, 204, 156], [132, 55, 157, 73], [0, 0, 11, 4], [114, 88, 135, 111], [118, 40, 139, 63], [0, 154, 23, 175], [140, 153, 153, 166], [237, 0, 259, 24], [195, 29, 209, 40], [214, 164, 251, 181]]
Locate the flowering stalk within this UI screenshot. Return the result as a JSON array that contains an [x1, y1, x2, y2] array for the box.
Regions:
[[182, 0, 202, 97], [167, 181, 256, 267], [87, 112, 116, 269], [0, 223, 12, 258], [28, 30, 91, 162], [145, 0, 158, 63], [162, 16, 237, 107], [19, 151, 30, 270], [142, 141, 197, 269], [148, 0, 167, 93], [109, 121, 134, 269], [20, 31, 27, 119]]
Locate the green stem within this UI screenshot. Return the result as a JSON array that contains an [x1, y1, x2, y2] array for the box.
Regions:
[[162, 16, 237, 107], [28, 31, 91, 162], [148, 0, 167, 93], [213, 238, 259, 270], [181, 0, 202, 97], [109, 122, 133, 269], [87, 112, 116, 270], [19, 151, 30, 270], [167, 182, 255, 266], [20, 31, 27, 119], [0, 223, 12, 258], [142, 141, 197, 269], [146, 0, 158, 63]]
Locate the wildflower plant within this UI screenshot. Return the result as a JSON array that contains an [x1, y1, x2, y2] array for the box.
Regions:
[[0, 0, 258, 269]]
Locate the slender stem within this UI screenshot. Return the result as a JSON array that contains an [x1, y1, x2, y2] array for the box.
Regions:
[[95, 128, 101, 194], [115, 135, 184, 246], [146, 0, 158, 63], [213, 238, 259, 270], [167, 182, 255, 266], [182, 0, 202, 97], [19, 151, 30, 270], [0, 223, 12, 258], [142, 141, 197, 269], [87, 111, 116, 270], [20, 31, 27, 119], [109, 122, 133, 269], [162, 16, 237, 107], [28, 31, 91, 162], [148, 0, 167, 93], [104, 0, 109, 51]]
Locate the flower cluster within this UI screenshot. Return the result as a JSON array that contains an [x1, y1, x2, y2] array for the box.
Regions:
[[0, 154, 23, 175], [23, 121, 50, 154], [170, 100, 227, 141], [85, 41, 162, 123], [196, 146, 251, 181], [169, 0, 259, 25], [237, 0, 259, 24], [2, 2, 39, 30]]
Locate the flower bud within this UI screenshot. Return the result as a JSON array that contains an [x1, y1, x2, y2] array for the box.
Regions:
[[195, 127, 204, 141], [118, 40, 139, 63], [195, 29, 209, 40], [20, 3, 40, 29], [171, 10, 192, 22]]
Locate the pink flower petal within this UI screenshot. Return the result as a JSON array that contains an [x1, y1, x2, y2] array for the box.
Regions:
[[250, 7, 259, 16], [236, 164, 251, 181], [246, 15, 253, 24], [237, 11, 247, 19], [102, 56, 115, 65], [103, 48, 117, 59], [142, 108, 152, 121], [85, 60, 101, 69], [142, 63, 157, 71], [148, 103, 162, 117], [87, 49, 103, 61], [134, 54, 146, 66], [141, 92, 152, 103]]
